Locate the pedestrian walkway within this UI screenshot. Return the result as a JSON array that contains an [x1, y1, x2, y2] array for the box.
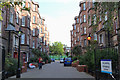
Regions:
[[9, 62, 95, 80]]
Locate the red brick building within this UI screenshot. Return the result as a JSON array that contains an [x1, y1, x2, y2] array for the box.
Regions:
[[71, 1, 118, 54]]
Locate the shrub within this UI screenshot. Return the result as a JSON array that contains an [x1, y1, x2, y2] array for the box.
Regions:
[[5, 57, 22, 76]]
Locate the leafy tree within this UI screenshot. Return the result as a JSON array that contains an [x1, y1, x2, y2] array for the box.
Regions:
[[49, 42, 64, 55], [71, 45, 82, 56]]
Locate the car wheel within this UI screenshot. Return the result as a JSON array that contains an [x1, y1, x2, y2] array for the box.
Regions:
[[64, 64, 66, 66]]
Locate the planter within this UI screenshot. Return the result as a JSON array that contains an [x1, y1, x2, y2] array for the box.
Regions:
[[77, 65, 88, 72], [21, 62, 27, 73], [72, 63, 77, 67], [72, 60, 79, 67]]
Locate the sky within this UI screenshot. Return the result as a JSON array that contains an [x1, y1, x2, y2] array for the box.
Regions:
[[33, 0, 80, 47]]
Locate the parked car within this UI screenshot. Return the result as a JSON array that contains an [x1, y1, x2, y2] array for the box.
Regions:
[[60, 58, 64, 63], [64, 58, 72, 66], [51, 58, 55, 62]]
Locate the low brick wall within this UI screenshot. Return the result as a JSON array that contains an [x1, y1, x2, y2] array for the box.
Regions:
[[76, 65, 88, 72], [21, 62, 27, 73], [72, 60, 79, 67]]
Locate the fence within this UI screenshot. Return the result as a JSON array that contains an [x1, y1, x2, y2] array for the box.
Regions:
[[94, 46, 119, 80]]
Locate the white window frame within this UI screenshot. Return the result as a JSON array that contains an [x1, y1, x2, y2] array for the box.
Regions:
[[22, 16, 25, 26], [94, 33, 97, 40], [93, 14, 96, 24], [27, 35, 29, 45], [74, 25, 76, 30], [105, 12, 107, 21], [10, 12, 13, 23], [33, 40, 35, 48], [83, 3, 86, 10], [33, 28, 35, 36], [77, 18, 79, 23], [16, 12, 19, 24], [83, 15, 86, 22], [21, 34, 25, 44], [33, 16, 36, 23], [84, 27, 86, 34]]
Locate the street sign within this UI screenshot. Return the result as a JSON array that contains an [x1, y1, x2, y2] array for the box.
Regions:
[[101, 59, 112, 74]]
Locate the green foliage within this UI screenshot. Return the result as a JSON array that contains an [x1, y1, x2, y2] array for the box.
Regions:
[[71, 45, 82, 56], [78, 45, 118, 71], [72, 56, 77, 61], [49, 42, 64, 55], [5, 54, 22, 75], [32, 48, 42, 57], [72, 60, 77, 64]]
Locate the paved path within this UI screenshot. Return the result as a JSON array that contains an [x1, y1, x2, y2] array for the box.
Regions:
[[9, 61, 95, 80]]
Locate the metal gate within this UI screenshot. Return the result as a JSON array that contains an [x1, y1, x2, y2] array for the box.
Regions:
[[94, 46, 119, 80]]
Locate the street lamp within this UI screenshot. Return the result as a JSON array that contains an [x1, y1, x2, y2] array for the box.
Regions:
[[87, 33, 91, 46], [16, 27, 22, 78]]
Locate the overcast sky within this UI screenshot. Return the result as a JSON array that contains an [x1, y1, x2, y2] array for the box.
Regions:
[[33, 0, 80, 47]]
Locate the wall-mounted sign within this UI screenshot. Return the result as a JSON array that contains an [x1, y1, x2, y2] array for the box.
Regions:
[[101, 59, 112, 74]]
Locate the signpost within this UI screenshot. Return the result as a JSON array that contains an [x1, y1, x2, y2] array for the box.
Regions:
[[101, 59, 112, 74]]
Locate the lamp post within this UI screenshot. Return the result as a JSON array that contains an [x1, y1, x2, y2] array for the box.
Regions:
[[16, 28, 21, 78]]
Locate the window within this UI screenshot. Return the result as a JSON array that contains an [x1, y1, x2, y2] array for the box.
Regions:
[[93, 14, 96, 24], [27, 35, 29, 45], [84, 27, 86, 34], [22, 1, 25, 8], [28, 18, 30, 28], [28, 2, 30, 8], [37, 18, 39, 24], [88, 2, 90, 9], [41, 48, 42, 52], [77, 18, 79, 23], [74, 25, 76, 30], [41, 19, 42, 25], [75, 40, 76, 44], [80, 17, 82, 23], [33, 5, 36, 11], [38, 29, 39, 35], [33, 28, 35, 36], [33, 40, 35, 48], [74, 32, 76, 37], [77, 27, 79, 32], [77, 36, 79, 41], [92, 0, 95, 7], [72, 31, 73, 35], [80, 26, 82, 33], [100, 15, 102, 21], [10, 12, 13, 23], [22, 16, 25, 26], [105, 12, 107, 21], [0, 21, 2, 36], [94, 33, 97, 40], [83, 3, 86, 10], [83, 15, 86, 22], [88, 15, 91, 26], [72, 37, 73, 41], [40, 38, 42, 42], [84, 39, 87, 46], [80, 38, 82, 46], [99, 34, 103, 43], [115, 20, 118, 33], [21, 34, 25, 44], [33, 16, 36, 23], [14, 36, 18, 47], [16, 12, 19, 24], [41, 28, 42, 33]]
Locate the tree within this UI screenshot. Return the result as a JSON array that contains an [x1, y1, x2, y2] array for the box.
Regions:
[[49, 42, 64, 55], [72, 45, 82, 56]]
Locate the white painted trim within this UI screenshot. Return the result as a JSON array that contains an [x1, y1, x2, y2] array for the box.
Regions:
[[0, 72, 2, 74]]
